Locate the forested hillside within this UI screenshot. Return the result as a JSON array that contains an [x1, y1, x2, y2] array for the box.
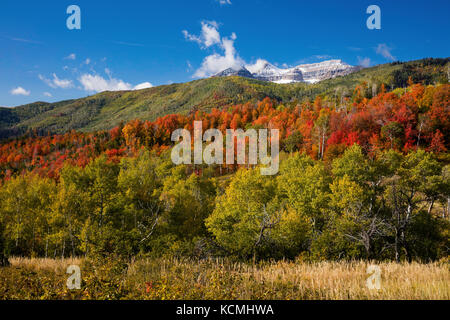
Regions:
[[1, 58, 448, 139], [0, 77, 448, 262]]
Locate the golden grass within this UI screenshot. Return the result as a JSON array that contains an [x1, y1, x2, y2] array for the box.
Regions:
[[126, 258, 450, 300], [3, 257, 449, 300], [245, 260, 450, 300], [9, 257, 83, 273]]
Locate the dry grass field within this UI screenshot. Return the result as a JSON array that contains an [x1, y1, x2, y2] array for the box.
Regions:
[[0, 257, 448, 300]]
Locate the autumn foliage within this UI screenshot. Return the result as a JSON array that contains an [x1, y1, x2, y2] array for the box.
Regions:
[[0, 83, 448, 182]]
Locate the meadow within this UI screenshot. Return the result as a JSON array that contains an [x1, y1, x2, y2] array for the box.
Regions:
[[1, 257, 448, 300]]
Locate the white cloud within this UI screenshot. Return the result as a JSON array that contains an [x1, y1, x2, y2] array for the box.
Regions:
[[133, 82, 153, 90], [10, 86, 30, 96], [217, 0, 232, 5], [10, 37, 42, 44], [183, 21, 221, 48], [186, 60, 193, 72], [39, 73, 73, 89], [52, 75, 73, 88], [194, 37, 244, 77], [79, 74, 132, 92], [357, 57, 371, 68], [65, 53, 76, 60], [184, 21, 338, 78], [79, 73, 153, 92], [43, 92, 52, 97], [84, 58, 91, 65], [376, 44, 396, 61], [246, 59, 271, 74], [245, 59, 276, 73], [182, 30, 201, 45], [184, 21, 245, 78], [313, 54, 332, 60]]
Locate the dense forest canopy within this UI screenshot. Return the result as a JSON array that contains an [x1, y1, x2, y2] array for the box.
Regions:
[[0, 62, 449, 263]]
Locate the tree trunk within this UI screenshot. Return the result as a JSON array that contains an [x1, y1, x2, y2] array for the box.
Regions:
[[394, 228, 400, 262], [61, 239, 65, 259], [404, 241, 412, 263], [45, 226, 49, 258], [0, 226, 9, 267], [428, 199, 435, 215], [417, 122, 423, 147], [446, 197, 450, 220], [363, 237, 372, 260], [0, 253, 9, 267]]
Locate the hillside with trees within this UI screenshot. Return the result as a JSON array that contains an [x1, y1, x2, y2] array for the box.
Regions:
[[0, 77, 448, 263], [0, 58, 448, 139], [0, 57, 449, 300]]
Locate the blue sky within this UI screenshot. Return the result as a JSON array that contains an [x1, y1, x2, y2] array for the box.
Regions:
[[1, 0, 449, 107]]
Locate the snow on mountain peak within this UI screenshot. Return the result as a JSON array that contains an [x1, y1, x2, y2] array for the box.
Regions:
[[214, 59, 361, 84]]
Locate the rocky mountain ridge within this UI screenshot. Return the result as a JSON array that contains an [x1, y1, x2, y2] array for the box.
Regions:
[[215, 59, 361, 83]]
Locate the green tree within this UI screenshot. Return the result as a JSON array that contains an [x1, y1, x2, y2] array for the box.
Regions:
[[162, 167, 216, 241], [53, 165, 89, 258], [314, 109, 330, 159], [381, 122, 404, 149], [283, 130, 303, 153], [0, 174, 55, 256], [330, 145, 391, 259], [277, 153, 331, 234], [66, 156, 122, 258], [118, 151, 163, 252], [206, 168, 282, 259], [0, 222, 9, 266], [383, 150, 444, 261]]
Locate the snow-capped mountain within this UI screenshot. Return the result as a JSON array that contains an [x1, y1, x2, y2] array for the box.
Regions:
[[215, 67, 254, 78], [246, 60, 304, 83], [293, 60, 361, 83], [214, 59, 361, 84]]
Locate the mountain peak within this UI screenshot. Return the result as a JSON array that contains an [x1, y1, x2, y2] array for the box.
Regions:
[[214, 67, 254, 78], [215, 59, 360, 84]]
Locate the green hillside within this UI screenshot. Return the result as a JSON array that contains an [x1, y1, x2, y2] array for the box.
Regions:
[[1, 58, 448, 138]]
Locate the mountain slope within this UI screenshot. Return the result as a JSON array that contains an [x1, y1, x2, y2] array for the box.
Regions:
[[0, 58, 448, 138]]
